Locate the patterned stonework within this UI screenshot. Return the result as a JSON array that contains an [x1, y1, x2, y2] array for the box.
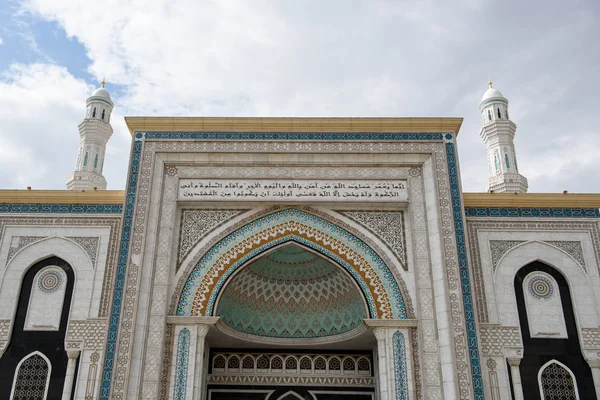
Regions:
[[106, 138, 480, 400], [159, 324, 174, 400], [489, 240, 525, 271], [341, 211, 407, 270], [207, 375, 375, 386], [177, 210, 244, 267], [581, 328, 600, 349], [0, 216, 120, 317], [66, 236, 100, 268], [85, 351, 101, 400], [0, 319, 9, 356], [65, 319, 108, 350], [6, 236, 46, 262], [479, 325, 522, 356], [545, 241, 586, 269], [467, 219, 600, 323]]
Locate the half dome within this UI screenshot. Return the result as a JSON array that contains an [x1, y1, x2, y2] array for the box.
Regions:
[[215, 243, 368, 339]]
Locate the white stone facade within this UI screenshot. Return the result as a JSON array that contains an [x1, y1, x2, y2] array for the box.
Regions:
[[1, 116, 599, 399]]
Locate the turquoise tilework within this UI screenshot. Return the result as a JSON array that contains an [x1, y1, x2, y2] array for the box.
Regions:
[[465, 207, 600, 218], [393, 331, 409, 400], [173, 328, 190, 400], [0, 203, 122, 214], [176, 209, 407, 320]]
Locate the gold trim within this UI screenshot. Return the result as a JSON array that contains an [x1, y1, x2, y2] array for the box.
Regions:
[[125, 117, 464, 136], [463, 193, 600, 208], [0, 190, 125, 204], [2, 190, 598, 209]]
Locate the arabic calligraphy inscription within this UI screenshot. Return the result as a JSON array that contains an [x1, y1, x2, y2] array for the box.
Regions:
[[178, 179, 408, 202]]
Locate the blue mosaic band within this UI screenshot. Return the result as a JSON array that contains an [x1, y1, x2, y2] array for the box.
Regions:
[[465, 207, 600, 218], [0, 203, 122, 214], [446, 142, 484, 398]]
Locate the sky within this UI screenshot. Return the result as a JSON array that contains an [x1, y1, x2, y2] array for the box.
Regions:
[[0, 0, 598, 193]]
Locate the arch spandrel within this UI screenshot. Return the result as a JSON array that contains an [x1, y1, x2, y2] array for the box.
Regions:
[[176, 208, 408, 320]]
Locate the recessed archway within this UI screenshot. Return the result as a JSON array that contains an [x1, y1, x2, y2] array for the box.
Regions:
[[176, 208, 408, 320], [215, 242, 369, 339]]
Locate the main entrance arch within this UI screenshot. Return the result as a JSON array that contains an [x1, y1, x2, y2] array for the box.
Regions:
[[170, 208, 413, 399], [176, 208, 408, 320]]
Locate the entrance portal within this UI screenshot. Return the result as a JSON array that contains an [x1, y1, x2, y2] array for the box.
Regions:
[[206, 244, 375, 398]]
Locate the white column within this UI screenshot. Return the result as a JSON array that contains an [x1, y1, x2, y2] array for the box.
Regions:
[[62, 350, 80, 400], [192, 324, 210, 400], [586, 359, 600, 397], [507, 358, 524, 400], [373, 328, 391, 399]]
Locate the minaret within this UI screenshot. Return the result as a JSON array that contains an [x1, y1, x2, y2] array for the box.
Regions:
[[66, 79, 114, 190], [479, 81, 528, 193]]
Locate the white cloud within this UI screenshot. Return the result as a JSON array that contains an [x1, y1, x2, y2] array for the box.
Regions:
[[0, 38, 3, 45], [6, 0, 600, 192], [0, 63, 130, 189]]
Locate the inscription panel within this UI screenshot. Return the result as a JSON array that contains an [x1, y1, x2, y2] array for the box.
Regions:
[[178, 179, 408, 202]]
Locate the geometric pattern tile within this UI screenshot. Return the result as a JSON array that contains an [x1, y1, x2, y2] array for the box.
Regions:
[[216, 244, 368, 338], [393, 331, 409, 400], [177, 210, 244, 268], [67, 236, 100, 268], [6, 236, 46, 263], [173, 328, 190, 400], [341, 211, 407, 270]]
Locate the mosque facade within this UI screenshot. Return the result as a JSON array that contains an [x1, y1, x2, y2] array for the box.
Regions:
[[0, 83, 599, 400]]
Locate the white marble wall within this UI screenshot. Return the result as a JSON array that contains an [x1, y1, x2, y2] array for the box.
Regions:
[[0, 223, 113, 399], [472, 223, 600, 399]]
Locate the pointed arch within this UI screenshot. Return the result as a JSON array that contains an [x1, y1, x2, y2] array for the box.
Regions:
[[275, 391, 306, 400], [0, 237, 94, 323], [492, 240, 597, 328], [175, 208, 407, 319], [538, 359, 580, 400], [10, 351, 51, 400]]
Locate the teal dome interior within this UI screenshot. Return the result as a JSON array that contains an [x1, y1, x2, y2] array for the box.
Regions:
[[216, 243, 368, 338]]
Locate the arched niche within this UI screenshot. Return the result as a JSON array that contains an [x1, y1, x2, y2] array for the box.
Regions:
[[0, 257, 75, 400], [493, 241, 598, 329], [512, 262, 596, 399], [0, 237, 95, 323], [175, 209, 409, 320]]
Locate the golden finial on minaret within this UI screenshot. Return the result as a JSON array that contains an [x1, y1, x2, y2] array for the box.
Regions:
[[101, 77, 105, 88], [488, 78, 493, 88]]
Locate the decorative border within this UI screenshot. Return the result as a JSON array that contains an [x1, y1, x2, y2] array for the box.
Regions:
[[101, 131, 486, 400], [0, 204, 122, 214], [393, 331, 409, 400], [465, 207, 600, 218], [173, 328, 190, 400], [445, 141, 484, 399], [145, 132, 445, 141]]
